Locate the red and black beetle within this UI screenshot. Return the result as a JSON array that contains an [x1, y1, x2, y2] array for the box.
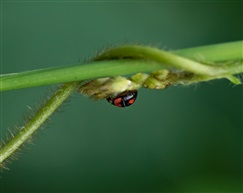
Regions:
[[106, 91, 138, 107]]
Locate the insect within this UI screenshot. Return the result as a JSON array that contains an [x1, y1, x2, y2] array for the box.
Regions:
[[106, 91, 138, 107]]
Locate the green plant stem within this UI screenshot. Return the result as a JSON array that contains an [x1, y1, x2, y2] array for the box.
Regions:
[[174, 41, 243, 61], [1, 41, 242, 92], [0, 60, 163, 91], [0, 82, 79, 165], [94, 45, 242, 76], [0, 41, 242, 167]]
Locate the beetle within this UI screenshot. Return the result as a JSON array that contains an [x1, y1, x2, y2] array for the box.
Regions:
[[106, 91, 138, 107]]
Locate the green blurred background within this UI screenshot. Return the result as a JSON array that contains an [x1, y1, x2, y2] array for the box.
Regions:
[[0, 1, 242, 192]]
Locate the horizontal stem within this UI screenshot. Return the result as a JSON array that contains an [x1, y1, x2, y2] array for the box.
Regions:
[[0, 41, 242, 92], [174, 41, 243, 61], [94, 45, 242, 76], [0, 60, 163, 91]]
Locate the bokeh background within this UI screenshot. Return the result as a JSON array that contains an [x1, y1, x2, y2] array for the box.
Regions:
[[0, 1, 242, 192]]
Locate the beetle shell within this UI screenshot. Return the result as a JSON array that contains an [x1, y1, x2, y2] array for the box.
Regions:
[[106, 91, 138, 107]]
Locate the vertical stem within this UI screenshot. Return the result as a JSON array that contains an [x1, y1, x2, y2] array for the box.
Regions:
[[0, 82, 80, 165]]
